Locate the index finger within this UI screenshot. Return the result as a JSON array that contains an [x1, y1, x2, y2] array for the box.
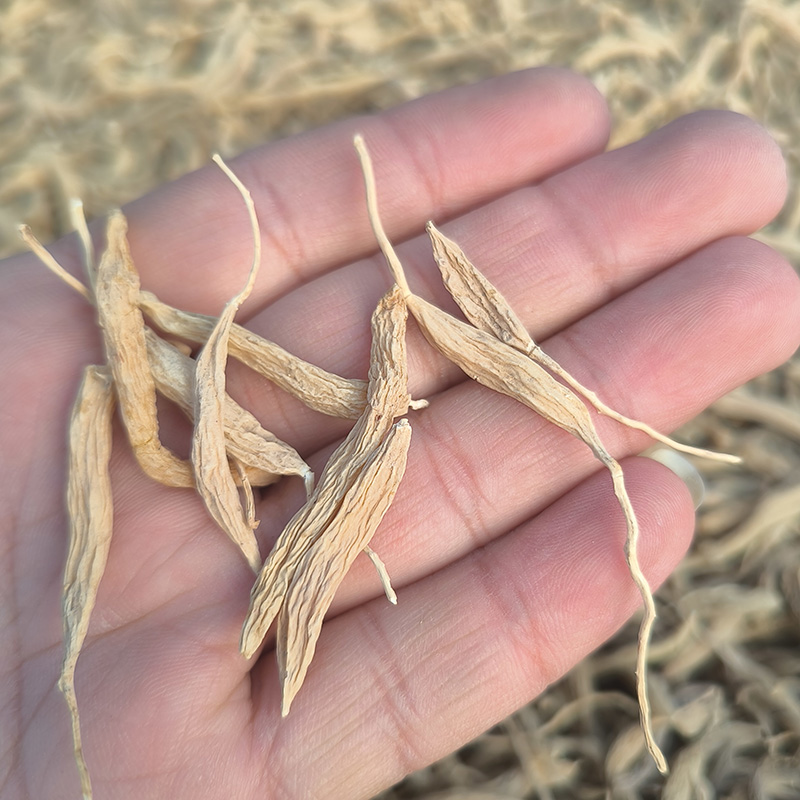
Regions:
[[118, 68, 610, 314]]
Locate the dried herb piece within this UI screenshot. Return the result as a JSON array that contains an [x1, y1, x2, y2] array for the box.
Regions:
[[18, 224, 92, 302], [240, 286, 413, 663], [69, 198, 97, 289], [363, 545, 397, 604], [139, 290, 369, 419], [355, 133, 672, 772], [191, 155, 264, 573], [278, 418, 411, 714], [426, 222, 740, 465], [59, 364, 115, 800], [94, 211, 195, 487]]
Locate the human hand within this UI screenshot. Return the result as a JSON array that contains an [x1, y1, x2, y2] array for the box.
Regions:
[[1, 68, 797, 799]]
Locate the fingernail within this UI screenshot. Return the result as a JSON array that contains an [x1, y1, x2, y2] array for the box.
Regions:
[[641, 444, 705, 509]]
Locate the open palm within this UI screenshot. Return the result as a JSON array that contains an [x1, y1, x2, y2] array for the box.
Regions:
[[2, 68, 798, 800]]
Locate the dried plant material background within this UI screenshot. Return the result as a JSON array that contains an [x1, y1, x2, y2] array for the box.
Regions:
[[3, 1, 800, 797]]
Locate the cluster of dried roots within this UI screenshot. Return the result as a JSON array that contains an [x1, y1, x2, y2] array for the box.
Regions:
[[22, 138, 739, 799]]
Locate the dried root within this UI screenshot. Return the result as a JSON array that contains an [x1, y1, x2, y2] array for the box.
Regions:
[[190, 155, 265, 572], [59, 364, 115, 800], [240, 286, 416, 715], [354, 133, 739, 773]]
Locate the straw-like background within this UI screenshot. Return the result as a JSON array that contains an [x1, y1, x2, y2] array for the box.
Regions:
[[3, 1, 800, 797]]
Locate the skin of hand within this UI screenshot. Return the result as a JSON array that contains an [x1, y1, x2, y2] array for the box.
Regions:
[[1, 67, 799, 800]]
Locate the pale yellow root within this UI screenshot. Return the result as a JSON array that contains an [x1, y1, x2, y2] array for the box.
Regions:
[[69, 198, 97, 287], [597, 448, 668, 774], [353, 134, 412, 299], [18, 225, 92, 301], [57, 677, 93, 800], [356, 129, 668, 772], [363, 545, 398, 604], [531, 344, 741, 465]]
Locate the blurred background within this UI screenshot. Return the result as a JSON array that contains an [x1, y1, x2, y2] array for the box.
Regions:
[[3, 1, 800, 797]]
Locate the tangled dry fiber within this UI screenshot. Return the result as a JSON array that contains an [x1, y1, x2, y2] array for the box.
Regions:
[[4, 1, 800, 798]]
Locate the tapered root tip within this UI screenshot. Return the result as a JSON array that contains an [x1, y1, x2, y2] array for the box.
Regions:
[[281, 695, 294, 717], [352, 133, 413, 299], [303, 469, 315, 499], [239, 625, 257, 659]]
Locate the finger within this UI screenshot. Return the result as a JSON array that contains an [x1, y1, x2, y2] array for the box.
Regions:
[[224, 110, 787, 451], [253, 234, 800, 623], [114, 67, 610, 313], [431, 109, 787, 339], [250, 457, 696, 798]]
